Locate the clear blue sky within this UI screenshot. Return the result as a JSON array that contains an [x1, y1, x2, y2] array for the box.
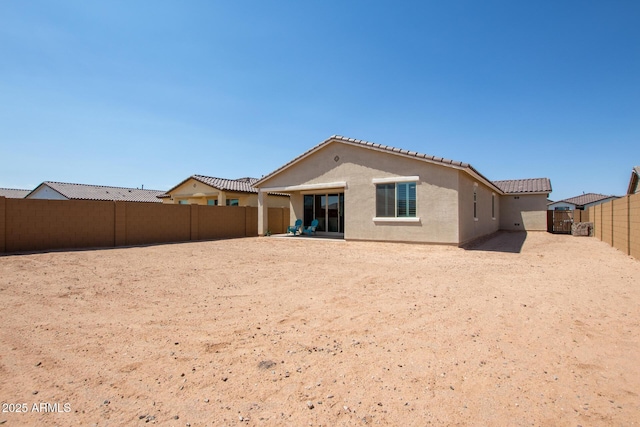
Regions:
[[1, 1, 638, 201]]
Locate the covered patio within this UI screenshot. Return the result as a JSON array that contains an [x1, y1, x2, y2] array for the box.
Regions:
[[257, 181, 346, 238]]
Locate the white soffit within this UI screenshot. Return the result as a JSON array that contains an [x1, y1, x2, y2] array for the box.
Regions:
[[259, 181, 347, 193]]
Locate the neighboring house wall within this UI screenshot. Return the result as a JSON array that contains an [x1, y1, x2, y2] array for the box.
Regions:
[[548, 201, 576, 210], [27, 185, 68, 200], [549, 194, 618, 211], [500, 194, 548, 231], [163, 178, 221, 205], [458, 171, 500, 245]]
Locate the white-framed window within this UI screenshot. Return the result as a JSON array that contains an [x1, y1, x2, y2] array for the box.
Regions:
[[178, 200, 189, 205], [473, 183, 478, 220], [375, 182, 417, 218], [207, 199, 217, 206], [226, 199, 239, 206]]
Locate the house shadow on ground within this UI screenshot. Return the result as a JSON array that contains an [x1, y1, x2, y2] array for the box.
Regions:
[[462, 231, 527, 254]]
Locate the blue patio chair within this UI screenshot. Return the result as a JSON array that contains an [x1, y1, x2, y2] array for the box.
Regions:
[[287, 219, 303, 235], [301, 219, 319, 236]]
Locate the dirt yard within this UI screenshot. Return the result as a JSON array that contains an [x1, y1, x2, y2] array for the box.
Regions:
[[1, 232, 639, 426]]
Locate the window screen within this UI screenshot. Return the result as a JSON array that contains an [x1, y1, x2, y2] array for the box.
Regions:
[[376, 182, 416, 217], [376, 183, 395, 217]]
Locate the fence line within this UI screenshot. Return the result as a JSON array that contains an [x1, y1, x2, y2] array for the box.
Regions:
[[0, 197, 289, 253], [587, 193, 640, 260]]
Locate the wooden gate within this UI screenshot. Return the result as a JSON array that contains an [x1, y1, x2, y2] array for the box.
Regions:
[[547, 210, 573, 234]]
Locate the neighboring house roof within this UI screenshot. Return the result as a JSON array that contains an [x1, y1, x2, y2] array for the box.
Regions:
[[627, 166, 640, 195], [26, 182, 165, 203], [191, 175, 260, 193], [160, 175, 260, 198], [255, 135, 550, 196], [492, 178, 552, 194], [0, 188, 30, 199], [160, 175, 289, 198], [548, 193, 617, 208]]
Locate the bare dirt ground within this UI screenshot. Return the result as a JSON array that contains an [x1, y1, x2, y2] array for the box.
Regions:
[[1, 232, 639, 426]]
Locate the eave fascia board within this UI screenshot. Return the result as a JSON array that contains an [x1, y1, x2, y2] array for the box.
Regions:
[[504, 191, 551, 196], [464, 168, 506, 195]]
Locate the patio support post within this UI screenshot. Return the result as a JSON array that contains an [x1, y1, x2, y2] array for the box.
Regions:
[[258, 189, 268, 236], [218, 191, 226, 206]]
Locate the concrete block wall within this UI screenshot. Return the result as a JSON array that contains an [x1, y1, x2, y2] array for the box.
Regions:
[[198, 206, 248, 240], [0, 197, 291, 253], [114, 202, 127, 247], [589, 193, 640, 261], [573, 209, 589, 223], [267, 207, 288, 236], [630, 194, 640, 259], [612, 197, 629, 255], [589, 205, 601, 240], [4, 198, 115, 252], [124, 202, 192, 246], [0, 197, 6, 253], [246, 207, 258, 237], [601, 202, 613, 246]]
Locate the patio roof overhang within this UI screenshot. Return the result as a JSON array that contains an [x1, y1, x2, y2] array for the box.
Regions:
[[258, 181, 347, 193]]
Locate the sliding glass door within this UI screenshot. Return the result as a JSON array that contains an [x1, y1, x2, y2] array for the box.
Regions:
[[303, 193, 344, 234], [315, 195, 326, 231]]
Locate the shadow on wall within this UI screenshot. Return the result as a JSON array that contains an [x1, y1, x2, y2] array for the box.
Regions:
[[462, 231, 527, 254]]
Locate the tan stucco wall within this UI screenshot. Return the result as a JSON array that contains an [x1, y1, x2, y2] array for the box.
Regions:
[[163, 177, 289, 207], [259, 141, 462, 244], [457, 172, 501, 244], [500, 194, 548, 231]]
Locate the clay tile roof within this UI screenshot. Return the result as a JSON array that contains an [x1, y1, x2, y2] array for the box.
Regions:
[[0, 188, 30, 199], [254, 135, 552, 197], [557, 193, 617, 207], [33, 182, 165, 202], [492, 178, 552, 194], [160, 175, 289, 198], [191, 175, 260, 193], [255, 135, 473, 186]]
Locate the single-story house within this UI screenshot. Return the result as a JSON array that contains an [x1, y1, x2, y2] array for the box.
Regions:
[[26, 181, 165, 202], [254, 135, 551, 245], [0, 188, 30, 199], [547, 193, 618, 211], [627, 166, 639, 195], [159, 175, 290, 207]]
